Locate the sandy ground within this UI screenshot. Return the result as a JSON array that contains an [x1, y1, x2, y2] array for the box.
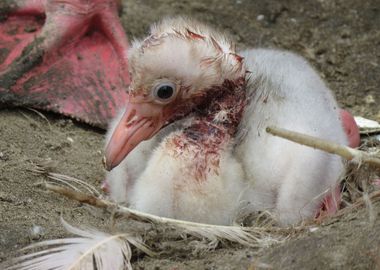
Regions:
[[1, 0, 380, 269]]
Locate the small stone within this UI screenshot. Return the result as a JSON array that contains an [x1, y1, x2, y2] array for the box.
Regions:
[[0, 192, 16, 203], [364, 95, 375, 105], [257, 14, 265, 21], [30, 225, 45, 240], [0, 151, 8, 161], [341, 29, 351, 39], [309, 227, 319, 232]]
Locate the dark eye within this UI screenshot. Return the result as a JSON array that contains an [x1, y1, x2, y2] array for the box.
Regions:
[[153, 82, 176, 102], [157, 85, 174, 99]]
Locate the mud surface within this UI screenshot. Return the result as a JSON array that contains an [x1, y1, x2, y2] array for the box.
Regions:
[[1, 0, 380, 269]]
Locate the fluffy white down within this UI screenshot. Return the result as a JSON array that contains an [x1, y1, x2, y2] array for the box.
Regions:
[[105, 49, 347, 226], [236, 49, 347, 225], [104, 111, 179, 203]]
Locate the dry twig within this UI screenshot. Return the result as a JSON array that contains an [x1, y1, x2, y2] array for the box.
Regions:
[[266, 126, 380, 168], [44, 183, 282, 248]]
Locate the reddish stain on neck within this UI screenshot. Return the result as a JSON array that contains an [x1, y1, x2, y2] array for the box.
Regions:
[[168, 78, 247, 182]]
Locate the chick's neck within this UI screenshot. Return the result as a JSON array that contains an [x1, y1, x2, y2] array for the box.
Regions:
[[183, 77, 247, 144], [167, 77, 247, 181]]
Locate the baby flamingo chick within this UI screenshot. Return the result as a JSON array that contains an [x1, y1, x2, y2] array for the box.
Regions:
[[104, 17, 358, 226]]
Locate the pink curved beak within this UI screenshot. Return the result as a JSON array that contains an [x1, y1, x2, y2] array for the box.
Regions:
[[104, 99, 166, 171]]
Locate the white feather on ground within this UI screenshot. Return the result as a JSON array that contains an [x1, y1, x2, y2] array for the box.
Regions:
[[4, 219, 153, 270]]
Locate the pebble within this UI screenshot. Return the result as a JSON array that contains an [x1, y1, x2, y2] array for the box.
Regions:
[[257, 14, 265, 21], [30, 225, 45, 240], [364, 95, 375, 105], [309, 227, 319, 233]]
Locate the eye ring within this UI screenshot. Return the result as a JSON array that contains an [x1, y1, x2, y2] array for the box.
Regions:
[[152, 82, 177, 103]]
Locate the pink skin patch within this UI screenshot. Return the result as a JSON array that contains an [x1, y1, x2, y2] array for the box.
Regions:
[[340, 109, 361, 148], [101, 179, 110, 193], [0, 0, 129, 128], [317, 109, 361, 218], [372, 179, 380, 187], [316, 185, 341, 219]]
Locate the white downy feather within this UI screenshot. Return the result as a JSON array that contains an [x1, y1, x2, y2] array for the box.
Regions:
[[4, 219, 152, 270]]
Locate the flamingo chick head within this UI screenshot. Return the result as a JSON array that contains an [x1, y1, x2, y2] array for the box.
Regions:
[[104, 17, 245, 170]]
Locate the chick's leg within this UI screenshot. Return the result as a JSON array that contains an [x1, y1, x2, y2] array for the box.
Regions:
[[0, 0, 130, 127], [340, 109, 360, 148], [97, 5, 130, 83], [1, 0, 129, 84], [274, 147, 344, 226], [316, 109, 360, 218], [0, 1, 90, 91], [0, 0, 45, 82]]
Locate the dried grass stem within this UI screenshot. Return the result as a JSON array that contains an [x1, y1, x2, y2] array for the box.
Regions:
[[266, 126, 380, 168]]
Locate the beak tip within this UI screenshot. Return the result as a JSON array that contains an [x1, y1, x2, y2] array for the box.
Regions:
[[102, 156, 114, 171]]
